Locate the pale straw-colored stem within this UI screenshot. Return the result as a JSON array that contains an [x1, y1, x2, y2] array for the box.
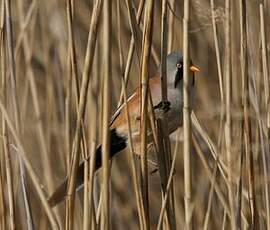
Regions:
[[224, 0, 236, 229], [101, 0, 111, 228], [183, 0, 192, 228], [240, 0, 257, 227], [140, 0, 155, 227]]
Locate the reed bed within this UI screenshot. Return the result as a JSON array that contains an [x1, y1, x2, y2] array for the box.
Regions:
[[0, 0, 269, 229]]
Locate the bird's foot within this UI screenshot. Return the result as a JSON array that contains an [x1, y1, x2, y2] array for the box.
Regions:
[[154, 100, 171, 112]]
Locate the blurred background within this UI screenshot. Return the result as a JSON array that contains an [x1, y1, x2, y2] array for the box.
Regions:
[[0, 0, 270, 229]]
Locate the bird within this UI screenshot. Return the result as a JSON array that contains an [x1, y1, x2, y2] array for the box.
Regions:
[[48, 51, 199, 206]]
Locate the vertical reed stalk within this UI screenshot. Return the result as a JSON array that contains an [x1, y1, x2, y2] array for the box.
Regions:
[[4, 0, 20, 130], [0, 164, 5, 230], [167, 0, 175, 53], [1, 6, 15, 227], [161, 2, 176, 226], [260, 4, 270, 130], [260, 5, 270, 228], [101, 0, 111, 228], [161, 0, 168, 103], [224, 0, 236, 229], [240, 0, 257, 228], [140, 0, 155, 227], [157, 128, 180, 230], [118, 0, 145, 106], [125, 0, 142, 59], [210, 0, 224, 112], [183, 0, 192, 228]]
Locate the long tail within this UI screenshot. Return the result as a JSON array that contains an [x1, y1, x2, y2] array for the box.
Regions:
[[48, 129, 127, 207]]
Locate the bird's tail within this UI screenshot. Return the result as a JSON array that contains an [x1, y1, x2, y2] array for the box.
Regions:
[[48, 128, 127, 207]]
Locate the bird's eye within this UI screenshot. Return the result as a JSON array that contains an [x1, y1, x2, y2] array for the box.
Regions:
[[176, 63, 182, 69]]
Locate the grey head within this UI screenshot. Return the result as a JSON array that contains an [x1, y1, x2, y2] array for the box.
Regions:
[[158, 51, 198, 89]]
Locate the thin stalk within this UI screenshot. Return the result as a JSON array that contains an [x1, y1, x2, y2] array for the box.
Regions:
[[183, 0, 192, 228], [125, 0, 142, 59], [224, 0, 236, 229], [1, 14, 15, 227], [160, 1, 176, 227], [210, 0, 224, 102], [167, 0, 175, 53], [157, 128, 180, 230], [240, 0, 257, 228], [140, 0, 155, 227], [101, 0, 111, 229], [4, 0, 20, 130], [118, 0, 145, 106], [0, 163, 5, 230], [260, 4, 270, 130], [161, 0, 168, 103], [260, 4, 270, 227]]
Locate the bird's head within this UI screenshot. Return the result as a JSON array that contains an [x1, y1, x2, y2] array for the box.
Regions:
[[162, 51, 200, 88]]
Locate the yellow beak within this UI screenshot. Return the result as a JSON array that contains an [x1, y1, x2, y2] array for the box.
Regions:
[[190, 65, 200, 72]]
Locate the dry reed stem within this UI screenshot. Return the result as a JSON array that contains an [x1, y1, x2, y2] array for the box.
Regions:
[[156, 119, 176, 229], [160, 1, 176, 227], [14, 0, 36, 60], [19, 157, 34, 230], [239, 0, 257, 227], [167, 0, 175, 53], [202, 161, 218, 230], [257, 117, 270, 229], [4, 0, 20, 130], [125, 0, 142, 59], [101, 0, 111, 228], [224, 0, 236, 228], [210, 0, 224, 102], [161, 0, 168, 103], [140, 0, 155, 227], [65, 0, 102, 229], [118, 0, 145, 106], [83, 157, 90, 230], [66, 0, 75, 167], [247, 6, 270, 225], [88, 142, 98, 230], [0, 101, 59, 229], [157, 128, 180, 230], [0, 163, 5, 230], [260, 4, 270, 228], [183, 0, 192, 227], [0, 5, 14, 228], [260, 4, 270, 121]]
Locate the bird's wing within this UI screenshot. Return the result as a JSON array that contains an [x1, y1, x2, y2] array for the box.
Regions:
[[110, 76, 162, 154], [110, 76, 161, 131]]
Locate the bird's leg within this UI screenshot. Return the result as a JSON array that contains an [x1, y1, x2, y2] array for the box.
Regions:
[[153, 100, 171, 112]]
